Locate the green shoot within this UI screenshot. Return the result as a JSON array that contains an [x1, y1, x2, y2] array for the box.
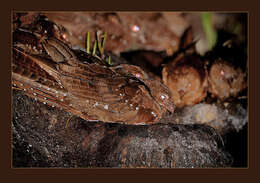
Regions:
[[86, 31, 90, 54], [85, 31, 109, 61], [96, 31, 107, 56], [96, 32, 102, 55], [233, 23, 240, 35], [201, 12, 217, 50], [108, 55, 111, 65], [92, 40, 97, 56], [101, 32, 107, 55]]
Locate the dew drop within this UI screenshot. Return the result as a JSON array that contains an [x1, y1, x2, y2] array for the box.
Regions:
[[135, 73, 141, 78], [94, 102, 98, 107], [160, 94, 169, 100], [131, 25, 140, 32], [220, 70, 225, 76], [104, 104, 109, 110], [62, 34, 67, 40], [135, 106, 139, 110], [151, 111, 156, 117]]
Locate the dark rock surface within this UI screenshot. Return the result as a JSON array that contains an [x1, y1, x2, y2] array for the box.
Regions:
[[12, 90, 232, 168]]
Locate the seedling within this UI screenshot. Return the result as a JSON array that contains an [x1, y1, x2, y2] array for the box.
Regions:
[[86, 31, 90, 54], [85, 31, 112, 65]]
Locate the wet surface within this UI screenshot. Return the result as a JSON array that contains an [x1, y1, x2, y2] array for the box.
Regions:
[[12, 89, 242, 167]]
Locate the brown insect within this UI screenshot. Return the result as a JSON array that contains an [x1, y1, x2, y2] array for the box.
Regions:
[[12, 29, 175, 125]]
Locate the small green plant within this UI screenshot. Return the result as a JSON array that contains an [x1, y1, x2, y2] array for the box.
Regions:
[[85, 31, 112, 65], [92, 40, 97, 56], [201, 12, 217, 50], [86, 31, 91, 54], [107, 55, 111, 65], [97, 31, 107, 55]]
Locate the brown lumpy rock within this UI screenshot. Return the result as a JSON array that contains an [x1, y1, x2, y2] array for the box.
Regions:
[[208, 59, 247, 100], [162, 53, 208, 107]]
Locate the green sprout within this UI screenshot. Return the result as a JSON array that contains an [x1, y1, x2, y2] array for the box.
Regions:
[[96, 31, 107, 55], [86, 31, 90, 54], [85, 31, 112, 65], [201, 12, 217, 50], [101, 32, 107, 54], [233, 23, 240, 35], [108, 55, 111, 65], [92, 40, 97, 56]]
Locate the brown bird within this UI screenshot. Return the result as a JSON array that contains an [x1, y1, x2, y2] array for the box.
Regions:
[[162, 53, 208, 108], [208, 59, 246, 100], [12, 33, 175, 125]]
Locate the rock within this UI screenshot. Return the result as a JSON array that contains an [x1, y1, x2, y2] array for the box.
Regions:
[[168, 103, 248, 135], [12, 91, 232, 167]]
